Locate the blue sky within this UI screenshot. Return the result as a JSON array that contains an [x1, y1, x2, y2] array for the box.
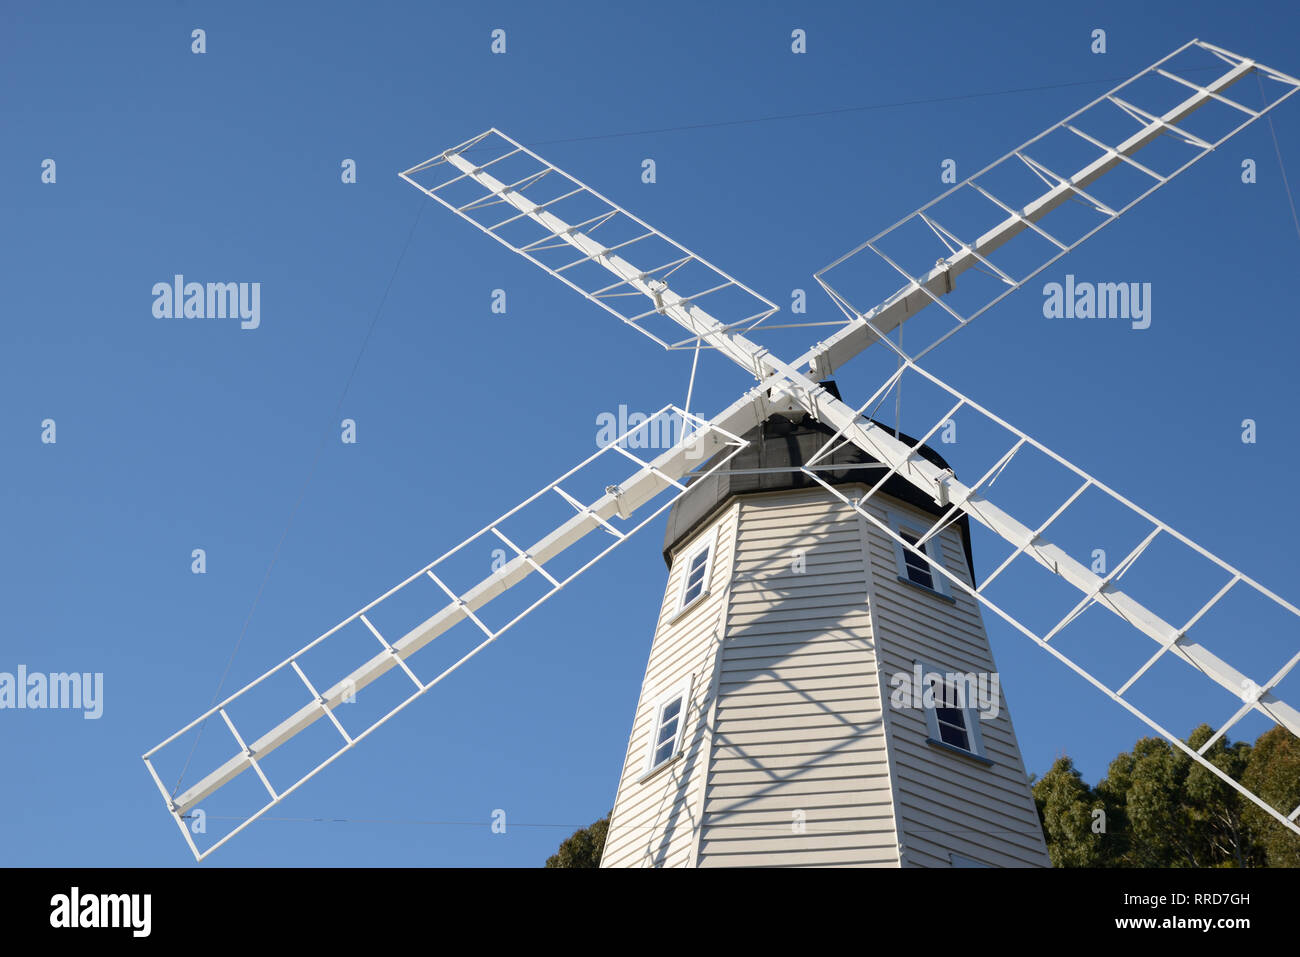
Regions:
[[3, 0, 1299, 866]]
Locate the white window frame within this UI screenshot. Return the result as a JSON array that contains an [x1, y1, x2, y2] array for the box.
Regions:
[[887, 510, 951, 598], [642, 676, 693, 778], [674, 528, 717, 616], [915, 658, 989, 763]]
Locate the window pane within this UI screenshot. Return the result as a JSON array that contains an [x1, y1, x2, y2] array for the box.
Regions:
[[936, 706, 965, 726], [662, 698, 682, 722], [938, 721, 970, 751], [942, 680, 970, 710], [900, 533, 934, 588], [654, 740, 675, 766], [657, 716, 678, 746], [903, 556, 930, 573], [906, 565, 934, 588]]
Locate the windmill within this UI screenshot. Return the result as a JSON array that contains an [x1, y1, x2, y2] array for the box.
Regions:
[[145, 39, 1300, 865]]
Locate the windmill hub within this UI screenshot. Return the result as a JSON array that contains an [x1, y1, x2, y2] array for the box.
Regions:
[[765, 380, 805, 419]]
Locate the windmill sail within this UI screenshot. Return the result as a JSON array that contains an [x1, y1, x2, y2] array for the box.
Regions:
[[807, 39, 1300, 376], [144, 409, 748, 860], [400, 129, 781, 356]]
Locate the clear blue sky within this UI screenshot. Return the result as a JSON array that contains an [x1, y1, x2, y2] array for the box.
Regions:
[[3, 0, 1299, 866]]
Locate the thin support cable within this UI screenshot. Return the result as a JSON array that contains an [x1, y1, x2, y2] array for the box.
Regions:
[[168, 201, 428, 798], [1259, 72, 1300, 244]]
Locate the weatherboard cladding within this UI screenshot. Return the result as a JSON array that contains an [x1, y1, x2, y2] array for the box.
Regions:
[[858, 495, 1051, 868], [603, 411, 1049, 866], [600, 505, 738, 868], [697, 491, 899, 866]]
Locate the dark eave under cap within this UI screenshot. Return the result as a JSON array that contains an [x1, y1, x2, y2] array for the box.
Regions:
[[662, 380, 976, 578]]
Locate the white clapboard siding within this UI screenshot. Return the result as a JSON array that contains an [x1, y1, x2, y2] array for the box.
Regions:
[[600, 505, 739, 868], [602, 480, 1050, 868], [858, 497, 1051, 868], [696, 490, 901, 867]]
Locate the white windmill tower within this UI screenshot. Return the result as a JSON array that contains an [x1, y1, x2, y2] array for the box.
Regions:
[[144, 39, 1300, 866], [599, 403, 1048, 868]]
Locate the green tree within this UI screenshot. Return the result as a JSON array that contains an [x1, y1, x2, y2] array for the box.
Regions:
[[1032, 757, 1108, 867], [1099, 732, 1210, 866], [545, 813, 610, 868], [1182, 724, 1258, 867], [1240, 725, 1300, 867], [1037, 725, 1299, 867]]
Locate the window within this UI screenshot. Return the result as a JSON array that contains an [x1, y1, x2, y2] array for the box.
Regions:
[[899, 530, 935, 589], [676, 532, 715, 613], [888, 511, 950, 599], [916, 661, 990, 764], [932, 675, 972, 750], [645, 679, 692, 775], [949, 852, 991, 868]]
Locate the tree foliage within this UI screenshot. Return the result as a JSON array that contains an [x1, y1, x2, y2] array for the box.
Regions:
[[1033, 756, 1106, 867], [1033, 725, 1300, 867], [1240, 726, 1300, 867], [545, 814, 610, 868]]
